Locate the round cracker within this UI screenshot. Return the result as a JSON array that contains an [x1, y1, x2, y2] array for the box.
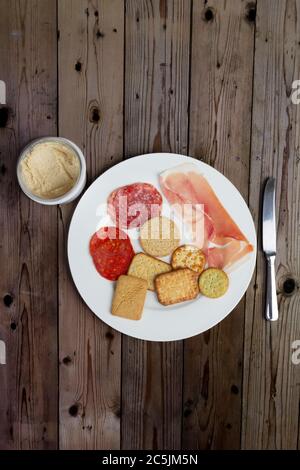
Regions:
[[171, 245, 206, 273], [198, 268, 229, 298], [140, 216, 180, 257]]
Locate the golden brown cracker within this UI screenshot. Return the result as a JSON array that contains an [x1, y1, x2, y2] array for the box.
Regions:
[[128, 253, 172, 291], [112, 275, 147, 320], [155, 268, 199, 306], [198, 268, 229, 298]]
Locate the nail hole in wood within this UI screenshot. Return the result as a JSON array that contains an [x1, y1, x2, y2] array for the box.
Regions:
[[90, 107, 100, 123], [3, 294, 13, 307], [69, 404, 78, 417], [96, 30, 104, 39], [283, 278, 296, 295], [203, 7, 214, 22], [94, 10, 99, 17], [246, 3, 256, 23], [10, 322, 17, 330], [226, 423, 232, 430], [113, 28, 117, 32], [75, 61, 82, 72], [231, 384, 239, 394], [0, 107, 9, 127]]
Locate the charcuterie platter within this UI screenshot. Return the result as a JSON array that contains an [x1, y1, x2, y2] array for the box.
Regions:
[[68, 153, 256, 341]]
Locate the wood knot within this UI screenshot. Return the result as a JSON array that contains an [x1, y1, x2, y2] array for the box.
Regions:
[[245, 3, 256, 23], [0, 107, 9, 127], [283, 277, 297, 296], [105, 331, 114, 340], [231, 384, 239, 395], [75, 61, 82, 72], [69, 404, 79, 417], [3, 293, 13, 307], [10, 322, 17, 330], [62, 356, 72, 365], [89, 106, 100, 123], [203, 7, 214, 22], [0, 163, 7, 175], [96, 30, 105, 39], [94, 10, 99, 17]]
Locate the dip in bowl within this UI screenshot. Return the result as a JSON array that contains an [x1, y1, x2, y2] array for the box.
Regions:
[[17, 137, 86, 205]]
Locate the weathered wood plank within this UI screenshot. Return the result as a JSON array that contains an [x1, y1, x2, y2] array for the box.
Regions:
[[58, 0, 124, 449], [242, 0, 300, 449], [0, 0, 58, 449], [183, 0, 255, 449], [122, 0, 191, 449]]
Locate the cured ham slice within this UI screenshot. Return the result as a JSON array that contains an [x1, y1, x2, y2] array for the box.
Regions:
[[160, 163, 253, 270]]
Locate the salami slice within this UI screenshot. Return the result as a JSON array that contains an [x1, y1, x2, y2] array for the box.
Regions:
[[107, 182, 162, 229], [89, 226, 134, 281]]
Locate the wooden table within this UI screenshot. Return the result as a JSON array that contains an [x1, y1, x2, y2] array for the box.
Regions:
[[0, 0, 299, 450]]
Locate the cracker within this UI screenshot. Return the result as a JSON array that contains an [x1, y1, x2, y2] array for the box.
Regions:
[[171, 245, 206, 274], [111, 275, 147, 320], [128, 253, 172, 291], [198, 268, 229, 298], [155, 268, 199, 306], [140, 216, 180, 257]]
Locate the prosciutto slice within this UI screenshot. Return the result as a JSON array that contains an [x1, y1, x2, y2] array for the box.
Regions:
[[160, 163, 253, 270]]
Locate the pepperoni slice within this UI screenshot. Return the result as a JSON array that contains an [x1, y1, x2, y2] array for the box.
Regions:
[[89, 226, 134, 281], [107, 182, 162, 229]]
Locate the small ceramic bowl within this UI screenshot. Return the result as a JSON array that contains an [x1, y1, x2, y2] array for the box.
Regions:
[[17, 136, 86, 205]]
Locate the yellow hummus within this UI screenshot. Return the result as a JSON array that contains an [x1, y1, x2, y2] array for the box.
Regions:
[[20, 141, 80, 199]]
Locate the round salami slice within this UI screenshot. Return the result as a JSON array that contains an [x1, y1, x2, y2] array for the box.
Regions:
[[89, 226, 134, 281], [107, 182, 162, 229]]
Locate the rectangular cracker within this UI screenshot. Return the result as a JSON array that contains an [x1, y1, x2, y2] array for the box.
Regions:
[[155, 268, 199, 306], [112, 275, 147, 320], [128, 252, 172, 291]]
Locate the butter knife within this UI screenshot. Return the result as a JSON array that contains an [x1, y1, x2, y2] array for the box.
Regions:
[[262, 177, 278, 321]]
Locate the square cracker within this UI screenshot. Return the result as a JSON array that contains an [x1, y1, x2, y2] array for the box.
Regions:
[[128, 253, 172, 291], [155, 268, 199, 306], [112, 275, 147, 320]]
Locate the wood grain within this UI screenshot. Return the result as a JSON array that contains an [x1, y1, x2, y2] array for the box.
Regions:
[[122, 0, 191, 449], [242, 0, 300, 449], [58, 0, 124, 449], [183, 0, 255, 449], [0, 0, 58, 449]]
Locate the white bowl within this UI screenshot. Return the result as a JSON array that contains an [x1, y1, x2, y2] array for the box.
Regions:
[[17, 137, 86, 205]]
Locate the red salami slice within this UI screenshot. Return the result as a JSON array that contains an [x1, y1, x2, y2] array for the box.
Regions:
[[89, 226, 134, 281], [107, 182, 162, 229]]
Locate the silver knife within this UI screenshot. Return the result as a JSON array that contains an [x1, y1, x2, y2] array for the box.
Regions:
[[262, 177, 278, 321]]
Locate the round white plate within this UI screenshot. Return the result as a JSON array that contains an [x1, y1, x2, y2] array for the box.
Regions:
[[68, 153, 256, 341]]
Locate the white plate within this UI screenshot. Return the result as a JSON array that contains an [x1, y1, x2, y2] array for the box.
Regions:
[[68, 153, 256, 341]]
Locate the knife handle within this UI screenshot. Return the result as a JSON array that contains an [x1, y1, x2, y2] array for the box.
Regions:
[[265, 255, 278, 321]]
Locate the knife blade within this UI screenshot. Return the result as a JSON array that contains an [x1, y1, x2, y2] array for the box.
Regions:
[[262, 177, 278, 321], [262, 178, 276, 255]]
